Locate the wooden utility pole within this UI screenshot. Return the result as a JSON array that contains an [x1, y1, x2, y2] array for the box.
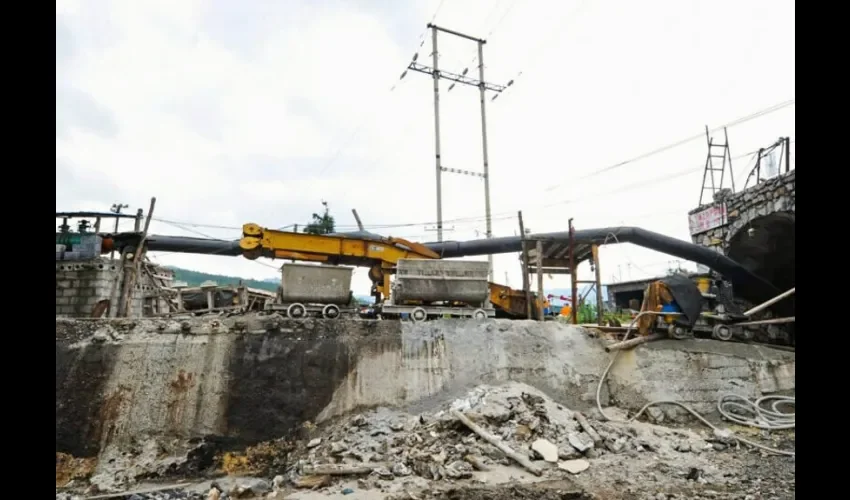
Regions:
[[536, 240, 544, 321], [518, 211, 533, 319], [568, 218, 578, 324], [592, 244, 604, 325], [119, 197, 156, 317]]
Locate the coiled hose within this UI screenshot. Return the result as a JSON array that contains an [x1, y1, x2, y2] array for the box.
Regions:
[[595, 311, 795, 456]]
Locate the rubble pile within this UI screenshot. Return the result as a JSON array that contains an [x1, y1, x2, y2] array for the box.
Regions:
[[56, 382, 795, 499], [281, 382, 759, 497]]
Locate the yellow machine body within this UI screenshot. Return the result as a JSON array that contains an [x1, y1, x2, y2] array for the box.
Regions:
[[239, 223, 439, 300]]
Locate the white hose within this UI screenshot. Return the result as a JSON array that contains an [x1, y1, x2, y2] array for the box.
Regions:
[[595, 311, 795, 456]]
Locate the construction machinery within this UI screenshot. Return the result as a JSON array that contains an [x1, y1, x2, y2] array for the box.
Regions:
[[104, 223, 790, 333], [488, 282, 552, 319], [238, 223, 500, 320], [383, 259, 494, 321], [268, 263, 356, 319], [635, 274, 795, 346]]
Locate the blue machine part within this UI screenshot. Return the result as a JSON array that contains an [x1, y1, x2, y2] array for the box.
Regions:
[[660, 301, 681, 314]]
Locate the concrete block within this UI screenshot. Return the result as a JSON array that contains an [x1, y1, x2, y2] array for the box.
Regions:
[[56, 297, 70, 305]]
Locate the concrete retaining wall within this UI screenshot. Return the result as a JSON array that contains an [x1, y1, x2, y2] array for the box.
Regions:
[[55, 317, 795, 461]]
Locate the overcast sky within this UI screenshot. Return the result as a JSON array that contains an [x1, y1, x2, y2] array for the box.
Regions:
[[56, 0, 795, 293]]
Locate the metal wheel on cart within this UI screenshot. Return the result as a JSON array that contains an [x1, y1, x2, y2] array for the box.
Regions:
[[712, 324, 733, 341], [411, 307, 428, 323], [668, 324, 689, 340], [322, 304, 341, 319], [287, 303, 307, 319]]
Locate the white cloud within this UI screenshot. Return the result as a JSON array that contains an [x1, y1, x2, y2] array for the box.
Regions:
[[56, 0, 795, 293]]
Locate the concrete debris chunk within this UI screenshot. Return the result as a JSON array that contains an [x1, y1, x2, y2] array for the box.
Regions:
[[307, 438, 322, 448], [558, 459, 590, 474], [567, 432, 594, 453], [531, 438, 559, 463]]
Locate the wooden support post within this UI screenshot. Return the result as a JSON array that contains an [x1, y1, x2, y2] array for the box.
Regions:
[[536, 239, 544, 321], [121, 197, 156, 317], [568, 218, 578, 324], [175, 288, 185, 311], [518, 211, 533, 320], [205, 289, 215, 311], [592, 244, 604, 325], [133, 208, 143, 232]]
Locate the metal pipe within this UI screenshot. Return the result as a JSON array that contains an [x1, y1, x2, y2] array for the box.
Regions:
[[605, 333, 666, 352], [743, 287, 795, 317], [734, 317, 795, 327], [592, 244, 603, 326], [130, 225, 782, 306], [426, 226, 781, 305], [56, 211, 138, 219]]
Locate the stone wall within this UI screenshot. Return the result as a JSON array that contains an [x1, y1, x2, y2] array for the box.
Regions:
[[688, 169, 796, 253], [55, 258, 171, 318]]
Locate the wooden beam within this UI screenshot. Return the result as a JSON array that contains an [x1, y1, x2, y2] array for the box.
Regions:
[[518, 211, 533, 319], [536, 239, 544, 321]]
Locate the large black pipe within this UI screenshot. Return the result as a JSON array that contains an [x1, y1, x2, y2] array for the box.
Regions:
[[427, 226, 781, 304], [121, 226, 780, 305], [122, 234, 242, 256]]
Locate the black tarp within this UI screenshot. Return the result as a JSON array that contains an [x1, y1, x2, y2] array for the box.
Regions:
[[660, 274, 703, 329]]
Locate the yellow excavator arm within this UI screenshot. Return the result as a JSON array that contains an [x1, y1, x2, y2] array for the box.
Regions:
[[239, 223, 439, 299]]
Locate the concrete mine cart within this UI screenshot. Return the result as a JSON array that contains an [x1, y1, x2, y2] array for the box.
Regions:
[[265, 263, 356, 319], [380, 259, 495, 321]]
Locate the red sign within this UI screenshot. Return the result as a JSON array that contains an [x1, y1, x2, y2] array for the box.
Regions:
[[689, 204, 727, 235]]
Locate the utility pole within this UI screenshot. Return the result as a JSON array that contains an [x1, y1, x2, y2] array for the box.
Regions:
[[109, 202, 128, 259], [406, 23, 511, 281]]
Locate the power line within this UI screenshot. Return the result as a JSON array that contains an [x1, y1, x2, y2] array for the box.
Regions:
[[489, 0, 594, 104], [544, 98, 795, 192], [311, 1, 451, 180], [147, 138, 793, 244]]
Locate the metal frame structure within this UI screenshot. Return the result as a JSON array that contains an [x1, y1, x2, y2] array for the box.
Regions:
[[698, 126, 736, 206], [405, 23, 510, 281], [743, 137, 792, 189]]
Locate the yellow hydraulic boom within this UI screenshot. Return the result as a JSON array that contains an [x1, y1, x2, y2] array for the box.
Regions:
[[239, 223, 439, 300]]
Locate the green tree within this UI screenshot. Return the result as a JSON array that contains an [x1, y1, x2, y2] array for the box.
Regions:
[[303, 201, 335, 235]]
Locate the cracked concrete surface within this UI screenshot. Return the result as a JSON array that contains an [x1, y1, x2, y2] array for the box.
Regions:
[[55, 315, 794, 488]]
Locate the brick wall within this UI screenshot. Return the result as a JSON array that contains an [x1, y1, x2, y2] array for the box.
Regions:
[[55, 258, 171, 318]]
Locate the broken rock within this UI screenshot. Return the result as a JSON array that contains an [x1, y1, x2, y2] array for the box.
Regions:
[[531, 438, 559, 463], [558, 459, 590, 474], [567, 432, 594, 453]]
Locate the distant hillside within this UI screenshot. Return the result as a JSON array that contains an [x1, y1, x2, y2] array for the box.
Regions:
[[168, 267, 279, 293]]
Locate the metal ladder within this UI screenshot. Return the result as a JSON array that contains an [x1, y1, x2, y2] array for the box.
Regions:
[[698, 126, 735, 206]]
